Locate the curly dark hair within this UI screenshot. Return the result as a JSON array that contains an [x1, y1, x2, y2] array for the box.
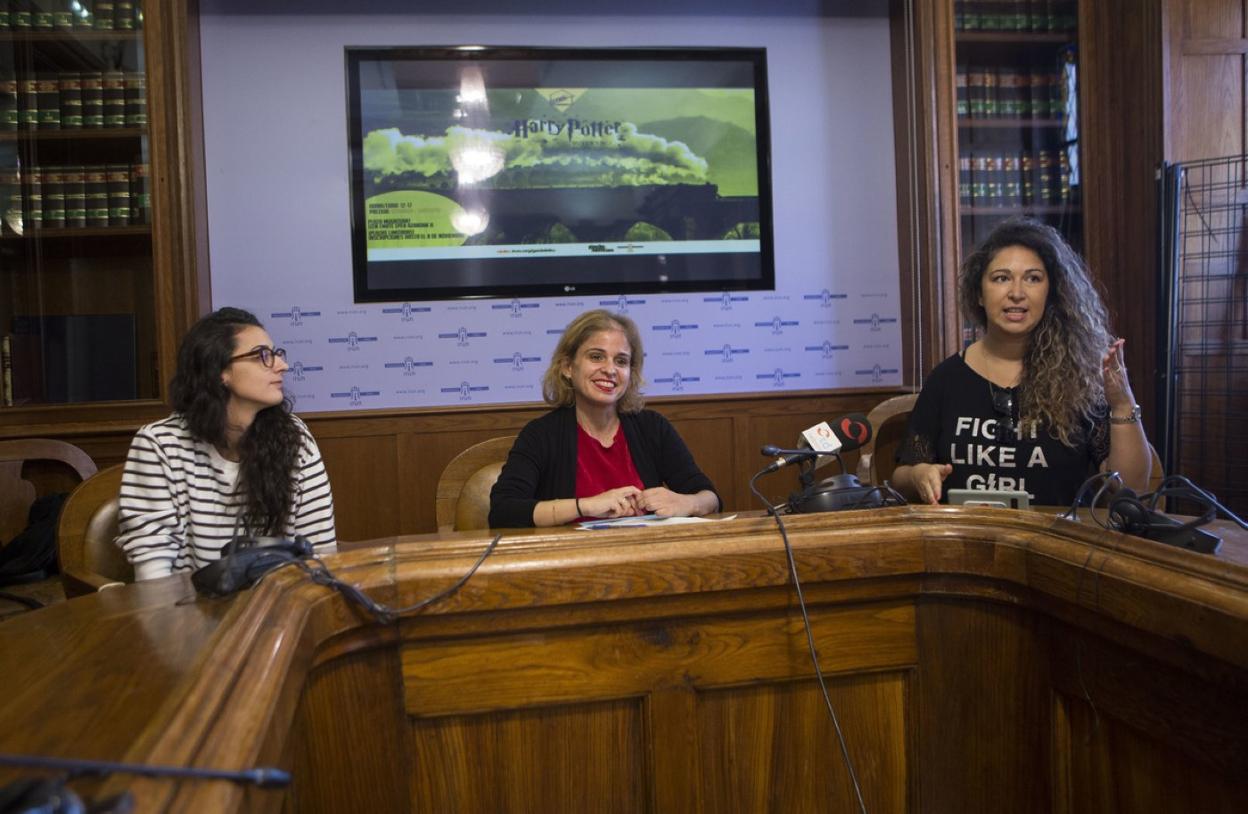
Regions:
[[170, 307, 302, 535], [959, 217, 1113, 446], [542, 309, 646, 413]]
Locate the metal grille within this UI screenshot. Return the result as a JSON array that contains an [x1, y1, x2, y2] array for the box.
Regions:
[[1160, 156, 1248, 515]]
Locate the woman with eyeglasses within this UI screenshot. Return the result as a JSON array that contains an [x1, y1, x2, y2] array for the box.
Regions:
[[117, 307, 336, 580], [892, 218, 1151, 506]]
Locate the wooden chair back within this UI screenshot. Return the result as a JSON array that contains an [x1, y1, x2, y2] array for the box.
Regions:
[[856, 393, 919, 486], [0, 439, 97, 545], [435, 436, 517, 532], [56, 464, 132, 597]]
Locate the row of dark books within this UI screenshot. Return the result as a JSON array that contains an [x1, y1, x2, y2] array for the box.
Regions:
[[956, 67, 1070, 120], [0, 162, 150, 231], [954, 0, 1076, 32], [0, 70, 145, 130], [0, 0, 142, 31], [958, 150, 1072, 208]]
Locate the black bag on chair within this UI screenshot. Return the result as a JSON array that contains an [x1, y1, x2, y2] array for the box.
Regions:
[[0, 493, 67, 586]]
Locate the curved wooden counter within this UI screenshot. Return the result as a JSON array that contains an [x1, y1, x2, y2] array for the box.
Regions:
[[1, 507, 1246, 812]]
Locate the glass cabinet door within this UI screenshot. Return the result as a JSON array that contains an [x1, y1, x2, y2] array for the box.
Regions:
[[0, 0, 153, 407], [952, 1, 1082, 341]]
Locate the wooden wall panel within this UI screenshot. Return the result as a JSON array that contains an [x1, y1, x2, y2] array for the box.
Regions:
[[1080, 0, 1165, 438], [664, 416, 736, 509], [397, 600, 916, 813], [1175, 56, 1244, 161], [301, 390, 902, 540], [1165, 0, 1248, 163], [400, 603, 917, 716], [285, 647, 411, 814], [1183, 0, 1243, 36], [0, 390, 905, 542], [697, 672, 910, 813], [917, 599, 1052, 813], [315, 433, 401, 542], [1054, 694, 1248, 813], [409, 700, 648, 814]]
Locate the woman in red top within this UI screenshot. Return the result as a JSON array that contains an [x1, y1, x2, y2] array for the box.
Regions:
[[489, 309, 720, 528]]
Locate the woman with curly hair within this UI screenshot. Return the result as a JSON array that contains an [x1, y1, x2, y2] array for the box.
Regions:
[[489, 309, 719, 527], [893, 218, 1151, 505], [117, 308, 336, 579]]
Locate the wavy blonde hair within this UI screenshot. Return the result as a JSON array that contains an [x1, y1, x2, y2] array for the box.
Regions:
[[959, 218, 1112, 446], [542, 309, 646, 413]]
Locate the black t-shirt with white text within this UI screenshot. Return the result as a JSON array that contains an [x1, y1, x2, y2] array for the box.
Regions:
[[897, 353, 1109, 506]]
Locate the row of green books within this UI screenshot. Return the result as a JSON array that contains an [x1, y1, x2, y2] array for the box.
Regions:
[[0, 70, 145, 130], [0, 0, 142, 31], [954, 0, 1076, 33], [959, 150, 1073, 208], [1, 162, 150, 231], [956, 67, 1070, 120]]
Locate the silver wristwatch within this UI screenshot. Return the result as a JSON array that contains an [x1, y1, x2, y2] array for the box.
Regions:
[[1109, 405, 1142, 424]]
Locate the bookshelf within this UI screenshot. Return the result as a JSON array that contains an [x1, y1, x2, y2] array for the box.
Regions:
[[950, 1, 1084, 344], [0, 1, 158, 408]]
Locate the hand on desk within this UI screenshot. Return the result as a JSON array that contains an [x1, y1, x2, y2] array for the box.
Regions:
[[912, 462, 954, 505], [580, 486, 643, 519]]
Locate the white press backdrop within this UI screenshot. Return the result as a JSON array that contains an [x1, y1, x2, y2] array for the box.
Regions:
[[199, 1, 901, 412]]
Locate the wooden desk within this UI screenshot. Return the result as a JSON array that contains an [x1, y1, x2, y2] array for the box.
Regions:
[[1, 507, 1245, 812]]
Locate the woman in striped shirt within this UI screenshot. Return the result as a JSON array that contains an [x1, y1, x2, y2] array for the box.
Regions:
[[117, 308, 336, 580]]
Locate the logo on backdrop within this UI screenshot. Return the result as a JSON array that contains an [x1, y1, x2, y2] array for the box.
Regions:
[[328, 331, 378, 351], [652, 371, 701, 392], [754, 316, 799, 335], [703, 292, 749, 310], [330, 386, 381, 407], [381, 303, 432, 322], [653, 320, 698, 340], [852, 313, 899, 332], [441, 381, 490, 401], [437, 327, 488, 347], [383, 356, 434, 376], [491, 299, 540, 318], [802, 289, 848, 307], [599, 295, 646, 313], [271, 306, 322, 327], [805, 340, 849, 359], [493, 352, 542, 371], [757, 368, 802, 388], [704, 343, 750, 362], [854, 363, 900, 383], [287, 361, 324, 382]]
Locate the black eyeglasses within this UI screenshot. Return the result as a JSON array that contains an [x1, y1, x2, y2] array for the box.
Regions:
[[229, 346, 287, 368], [989, 382, 1016, 438]]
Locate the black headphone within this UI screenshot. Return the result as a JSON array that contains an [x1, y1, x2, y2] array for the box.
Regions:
[[1106, 481, 1218, 536], [191, 536, 314, 597], [1106, 487, 1151, 533]]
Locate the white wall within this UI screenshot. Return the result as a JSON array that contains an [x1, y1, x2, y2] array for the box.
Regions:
[[198, 2, 901, 411]]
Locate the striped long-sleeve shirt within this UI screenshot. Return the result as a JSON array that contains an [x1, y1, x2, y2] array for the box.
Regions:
[[116, 413, 337, 581]]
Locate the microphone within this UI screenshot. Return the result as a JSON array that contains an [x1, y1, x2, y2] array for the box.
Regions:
[[0, 752, 293, 786], [760, 413, 873, 474]]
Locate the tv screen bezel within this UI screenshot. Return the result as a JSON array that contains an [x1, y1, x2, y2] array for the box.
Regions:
[[344, 45, 776, 303]]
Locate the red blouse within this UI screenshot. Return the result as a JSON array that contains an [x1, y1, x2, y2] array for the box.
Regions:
[[575, 423, 644, 517]]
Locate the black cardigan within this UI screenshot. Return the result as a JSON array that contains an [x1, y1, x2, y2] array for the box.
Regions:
[[488, 406, 720, 528]]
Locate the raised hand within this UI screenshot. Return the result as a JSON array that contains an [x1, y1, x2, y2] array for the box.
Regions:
[[1102, 338, 1136, 413]]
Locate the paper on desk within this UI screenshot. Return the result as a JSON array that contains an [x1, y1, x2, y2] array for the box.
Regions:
[[577, 514, 738, 530]]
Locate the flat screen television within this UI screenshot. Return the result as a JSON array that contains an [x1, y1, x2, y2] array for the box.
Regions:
[[345, 46, 775, 302]]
